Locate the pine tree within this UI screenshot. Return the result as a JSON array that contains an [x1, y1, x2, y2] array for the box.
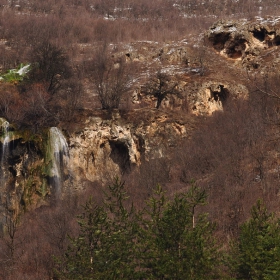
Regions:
[[56, 178, 140, 279], [56, 180, 220, 279], [229, 200, 280, 280], [140, 183, 220, 279]]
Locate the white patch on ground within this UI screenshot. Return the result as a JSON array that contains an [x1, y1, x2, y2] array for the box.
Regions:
[[211, 25, 222, 33], [17, 64, 30, 76], [255, 16, 280, 25], [228, 26, 237, 32]]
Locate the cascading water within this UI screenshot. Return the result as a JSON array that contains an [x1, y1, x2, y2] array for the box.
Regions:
[[2, 121, 10, 160], [47, 127, 69, 197], [1, 120, 11, 182]]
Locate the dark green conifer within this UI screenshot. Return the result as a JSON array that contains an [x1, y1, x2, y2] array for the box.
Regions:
[[229, 200, 280, 280], [56, 180, 220, 279]]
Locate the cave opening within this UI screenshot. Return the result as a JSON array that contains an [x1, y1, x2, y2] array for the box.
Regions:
[[109, 141, 130, 173], [227, 39, 246, 59], [211, 85, 229, 106], [1, 138, 22, 172], [252, 29, 266, 41], [229, 50, 242, 59], [219, 87, 230, 106], [273, 36, 280, 46], [212, 32, 231, 51]]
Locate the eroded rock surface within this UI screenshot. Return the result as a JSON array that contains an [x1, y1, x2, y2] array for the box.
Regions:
[[68, 110, 189, 187], [206, 18, 280, 68], [187, 81, 248, 115]]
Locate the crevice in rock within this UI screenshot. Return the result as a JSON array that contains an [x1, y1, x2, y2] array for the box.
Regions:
[[136, 136, 145, 154], [86, 151, 95, 170]]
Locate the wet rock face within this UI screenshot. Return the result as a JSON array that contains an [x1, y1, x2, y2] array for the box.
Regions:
[[0, 111, 189, 211], [206, 19, 280, 68], [0, 122, 73, 216], [0, 136, 44, 216]]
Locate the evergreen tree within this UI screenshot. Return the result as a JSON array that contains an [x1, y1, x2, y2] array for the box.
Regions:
[[56, 178, 140, 279], [229, 200, 280, 280], [56, 180, 220, 279], [140, 183, 220, 279]]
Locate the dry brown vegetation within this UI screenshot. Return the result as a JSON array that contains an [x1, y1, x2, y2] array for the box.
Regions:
[[0, 0, 280, 278]]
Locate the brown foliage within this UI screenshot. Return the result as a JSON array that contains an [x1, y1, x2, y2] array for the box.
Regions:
[[0, 0, 280, 277], [0, 83, 23, 122], [142, 70, 181, 109], [0, 80, 83, 131], [88, 44, 133, 110], [28, 42, 71, 95], [0, 195, 79, 280]]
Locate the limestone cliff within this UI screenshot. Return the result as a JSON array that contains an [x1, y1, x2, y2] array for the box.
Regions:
[[0, 108, 192, 215], [0, 119, 47, 217], [67, 109, 189, 188], [206, 18, 280, 69]]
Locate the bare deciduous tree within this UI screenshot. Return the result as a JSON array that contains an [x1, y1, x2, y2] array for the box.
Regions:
[[91, 45, 132, 110], [28, 41, 71, 95], [142, 70, 181, 109]]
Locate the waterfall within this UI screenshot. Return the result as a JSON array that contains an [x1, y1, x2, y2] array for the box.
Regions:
[[48, 127, 69, 196], [0, 120, 11, 181], [2, 121, 10, 161]]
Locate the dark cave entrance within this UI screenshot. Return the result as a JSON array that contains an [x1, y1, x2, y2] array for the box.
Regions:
[[227, 39, 246, 59], [252, 29, 280, 46], [252, 29, 266, 42], [211, 32, 231, 51], [109, 141, 130, 173], [273, 35, 280, 46], [211, 85, 229, 106], [1, 138, 22, 178]]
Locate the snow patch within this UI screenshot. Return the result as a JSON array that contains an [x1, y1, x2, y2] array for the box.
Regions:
[[211, 25, 222, 33], [17, 64, 30, 76], [255, 16, 280, 25]]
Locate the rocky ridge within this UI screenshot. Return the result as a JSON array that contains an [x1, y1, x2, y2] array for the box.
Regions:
[[1, 17, 280, 214], [206, 17, 280, 69]]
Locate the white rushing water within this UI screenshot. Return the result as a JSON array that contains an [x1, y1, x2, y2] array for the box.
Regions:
[[2, 121, 10, 158], [0, 120, 11, 184], [48, 127, 69, 195]]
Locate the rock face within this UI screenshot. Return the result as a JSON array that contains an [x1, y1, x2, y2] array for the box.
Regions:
[[187, 81, 248, 115], [0, 120, 47, 217], [68, 115, 141, 185], [123, 41, 189, 64], [206, 18, 280, 68], [0, 108, 190, 215], [68, 110, 188, 188]]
